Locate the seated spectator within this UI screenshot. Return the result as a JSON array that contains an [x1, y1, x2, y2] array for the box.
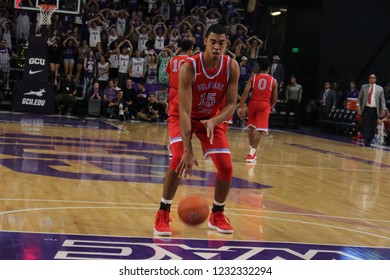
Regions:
[[123, 78, 138, 119], [89, 81, 103, 100], [155, 86, 168, 121], [137, 93, 159, 121], [136, 82, 148, 111], [345, 81, 359, 110], [55, 74, 77, 115], [108, 90, 129, 120], [102, 79, 117, 116], [378, 111, 390, 145]]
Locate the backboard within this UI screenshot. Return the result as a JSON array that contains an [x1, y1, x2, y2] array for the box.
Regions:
[[14, 0, 82, 15]]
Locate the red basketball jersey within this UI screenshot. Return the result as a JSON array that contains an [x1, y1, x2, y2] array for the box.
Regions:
[[166, 55, 190, 93], [166, 54, 190, 117], [186, 52, 231, 119], [250, 73, 275, 102]]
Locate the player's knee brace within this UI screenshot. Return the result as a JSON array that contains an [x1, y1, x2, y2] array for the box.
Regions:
[[210, 153, 233, 181], [169, 141, 184, 171]]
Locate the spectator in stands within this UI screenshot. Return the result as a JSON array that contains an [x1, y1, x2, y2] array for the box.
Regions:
[[93, 42, 105, 62], [0, 38, 13, 90], [157, 47, 173, 85], [116, 39, 133, 89], [102, 79, 117, 116], [270, 55, 284, 99], [1, 20, 14, 50], [155, 86, 168, 121], [284, 75, 303, 129], [107, 25, 118, 47], [318, 81, 336, 119], [48, 36, 62, 86], [62, 37, 79, 76], [83, 49, 96, 97], [97, 55, 109, 90], [87, 16, 108, 48], [356, 74, 388, 147], [89, 81, 102, 100], [137, 92, 159, 121], [15, 12, 30, 46], [204, 9, 222, 31], [153, 22, 168, 53], [115, 10, 129, 38], [135, 24, 152, 53], [123, 78, 138, 119], [55, 74, 77, 115], [108, 90, 128, 120], [245, 35, 263, 68], [107, 40, 118, 80], [193, 23, 204, 50], [129, 49, 146, 84], [168, 28, 181, 48], [232, 38, 246, 58], [76, 40, 90, 84], [136, 82, 148, 110], [146, 49, 158, 84]]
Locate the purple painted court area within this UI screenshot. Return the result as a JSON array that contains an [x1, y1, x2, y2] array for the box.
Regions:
[[0, 112, 118, 130], [0, 231, 389, 260]]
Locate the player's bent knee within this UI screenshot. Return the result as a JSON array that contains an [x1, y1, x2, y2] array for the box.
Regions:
[[211, 153, 233, 181]]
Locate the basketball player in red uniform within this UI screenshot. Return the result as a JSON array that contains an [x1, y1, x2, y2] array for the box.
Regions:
[[154, 24, 239, 236], [238, 58, 278, 163], [165, 39, 194, 157]]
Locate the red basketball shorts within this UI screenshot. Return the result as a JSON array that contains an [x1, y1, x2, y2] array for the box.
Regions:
[[247, 100, 271, 133], [168, 117, 230, 158]]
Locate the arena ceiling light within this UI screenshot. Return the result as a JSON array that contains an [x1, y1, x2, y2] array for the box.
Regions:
[[271, 8, 287, 16]]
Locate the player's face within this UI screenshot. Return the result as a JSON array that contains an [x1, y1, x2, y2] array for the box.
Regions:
[[204, 33, 227, 61]]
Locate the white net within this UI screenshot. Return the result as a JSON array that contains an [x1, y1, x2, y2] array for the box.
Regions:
[[38, 5, 57, 26]]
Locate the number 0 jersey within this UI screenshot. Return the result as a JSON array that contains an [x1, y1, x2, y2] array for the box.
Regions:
[[250, 73, 275, 102]]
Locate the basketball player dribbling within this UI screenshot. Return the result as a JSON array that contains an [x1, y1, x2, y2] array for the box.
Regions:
[[154, 24, 240, 236], [238, 58, 278, 163]]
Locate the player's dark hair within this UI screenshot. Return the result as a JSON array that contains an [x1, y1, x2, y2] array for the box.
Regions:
[[258, 58, 270, 71], [180, 39, 193, 52], [205, 24, 226, 38]]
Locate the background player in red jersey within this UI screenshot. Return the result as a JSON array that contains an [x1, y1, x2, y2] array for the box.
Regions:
[[238, 58, 278, 163], [165, 39, 194, 157], [154, 24, 239, 236]]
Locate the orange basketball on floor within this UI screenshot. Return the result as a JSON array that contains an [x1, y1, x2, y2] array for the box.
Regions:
[[177, 195, 209, 226]]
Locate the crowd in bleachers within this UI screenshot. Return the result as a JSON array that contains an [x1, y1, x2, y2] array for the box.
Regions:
[[0, 0, 264, 120]]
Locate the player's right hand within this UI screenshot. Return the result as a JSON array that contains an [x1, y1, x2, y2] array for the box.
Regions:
[[176, 151, 199, 178]]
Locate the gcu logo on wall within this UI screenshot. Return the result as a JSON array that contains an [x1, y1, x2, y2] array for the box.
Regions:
[[28, 58, 46, 65]]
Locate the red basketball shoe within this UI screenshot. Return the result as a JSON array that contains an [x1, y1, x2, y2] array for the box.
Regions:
[[208, 211, 234, 234], [246, 153, 257, 163], [154, 209, 172, 236]]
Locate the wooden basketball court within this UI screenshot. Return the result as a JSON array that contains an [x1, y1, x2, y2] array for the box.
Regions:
[[0, 111, 389, 260]]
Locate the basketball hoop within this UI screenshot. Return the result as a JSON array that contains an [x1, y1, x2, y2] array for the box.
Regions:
[[38, 4, 57, 26]]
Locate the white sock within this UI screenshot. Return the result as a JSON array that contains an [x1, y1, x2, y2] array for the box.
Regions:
[[249, 147, 256, 156], [161, 198, 173, 205], [213, 200, 225, 206]]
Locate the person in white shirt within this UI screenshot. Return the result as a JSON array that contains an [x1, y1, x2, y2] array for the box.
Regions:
[[116, 39, 133, 90], [129, 50, 146, 84], [87, 17, 108, 48]]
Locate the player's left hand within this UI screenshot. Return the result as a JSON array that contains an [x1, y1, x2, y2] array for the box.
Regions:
[[200, 119, 216, 144]]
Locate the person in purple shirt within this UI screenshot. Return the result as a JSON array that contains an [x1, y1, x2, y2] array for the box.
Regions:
[[102, 79, 117, 117]]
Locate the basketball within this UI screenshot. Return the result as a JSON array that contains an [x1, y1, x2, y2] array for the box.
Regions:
[[177, 195, 209, 226]]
